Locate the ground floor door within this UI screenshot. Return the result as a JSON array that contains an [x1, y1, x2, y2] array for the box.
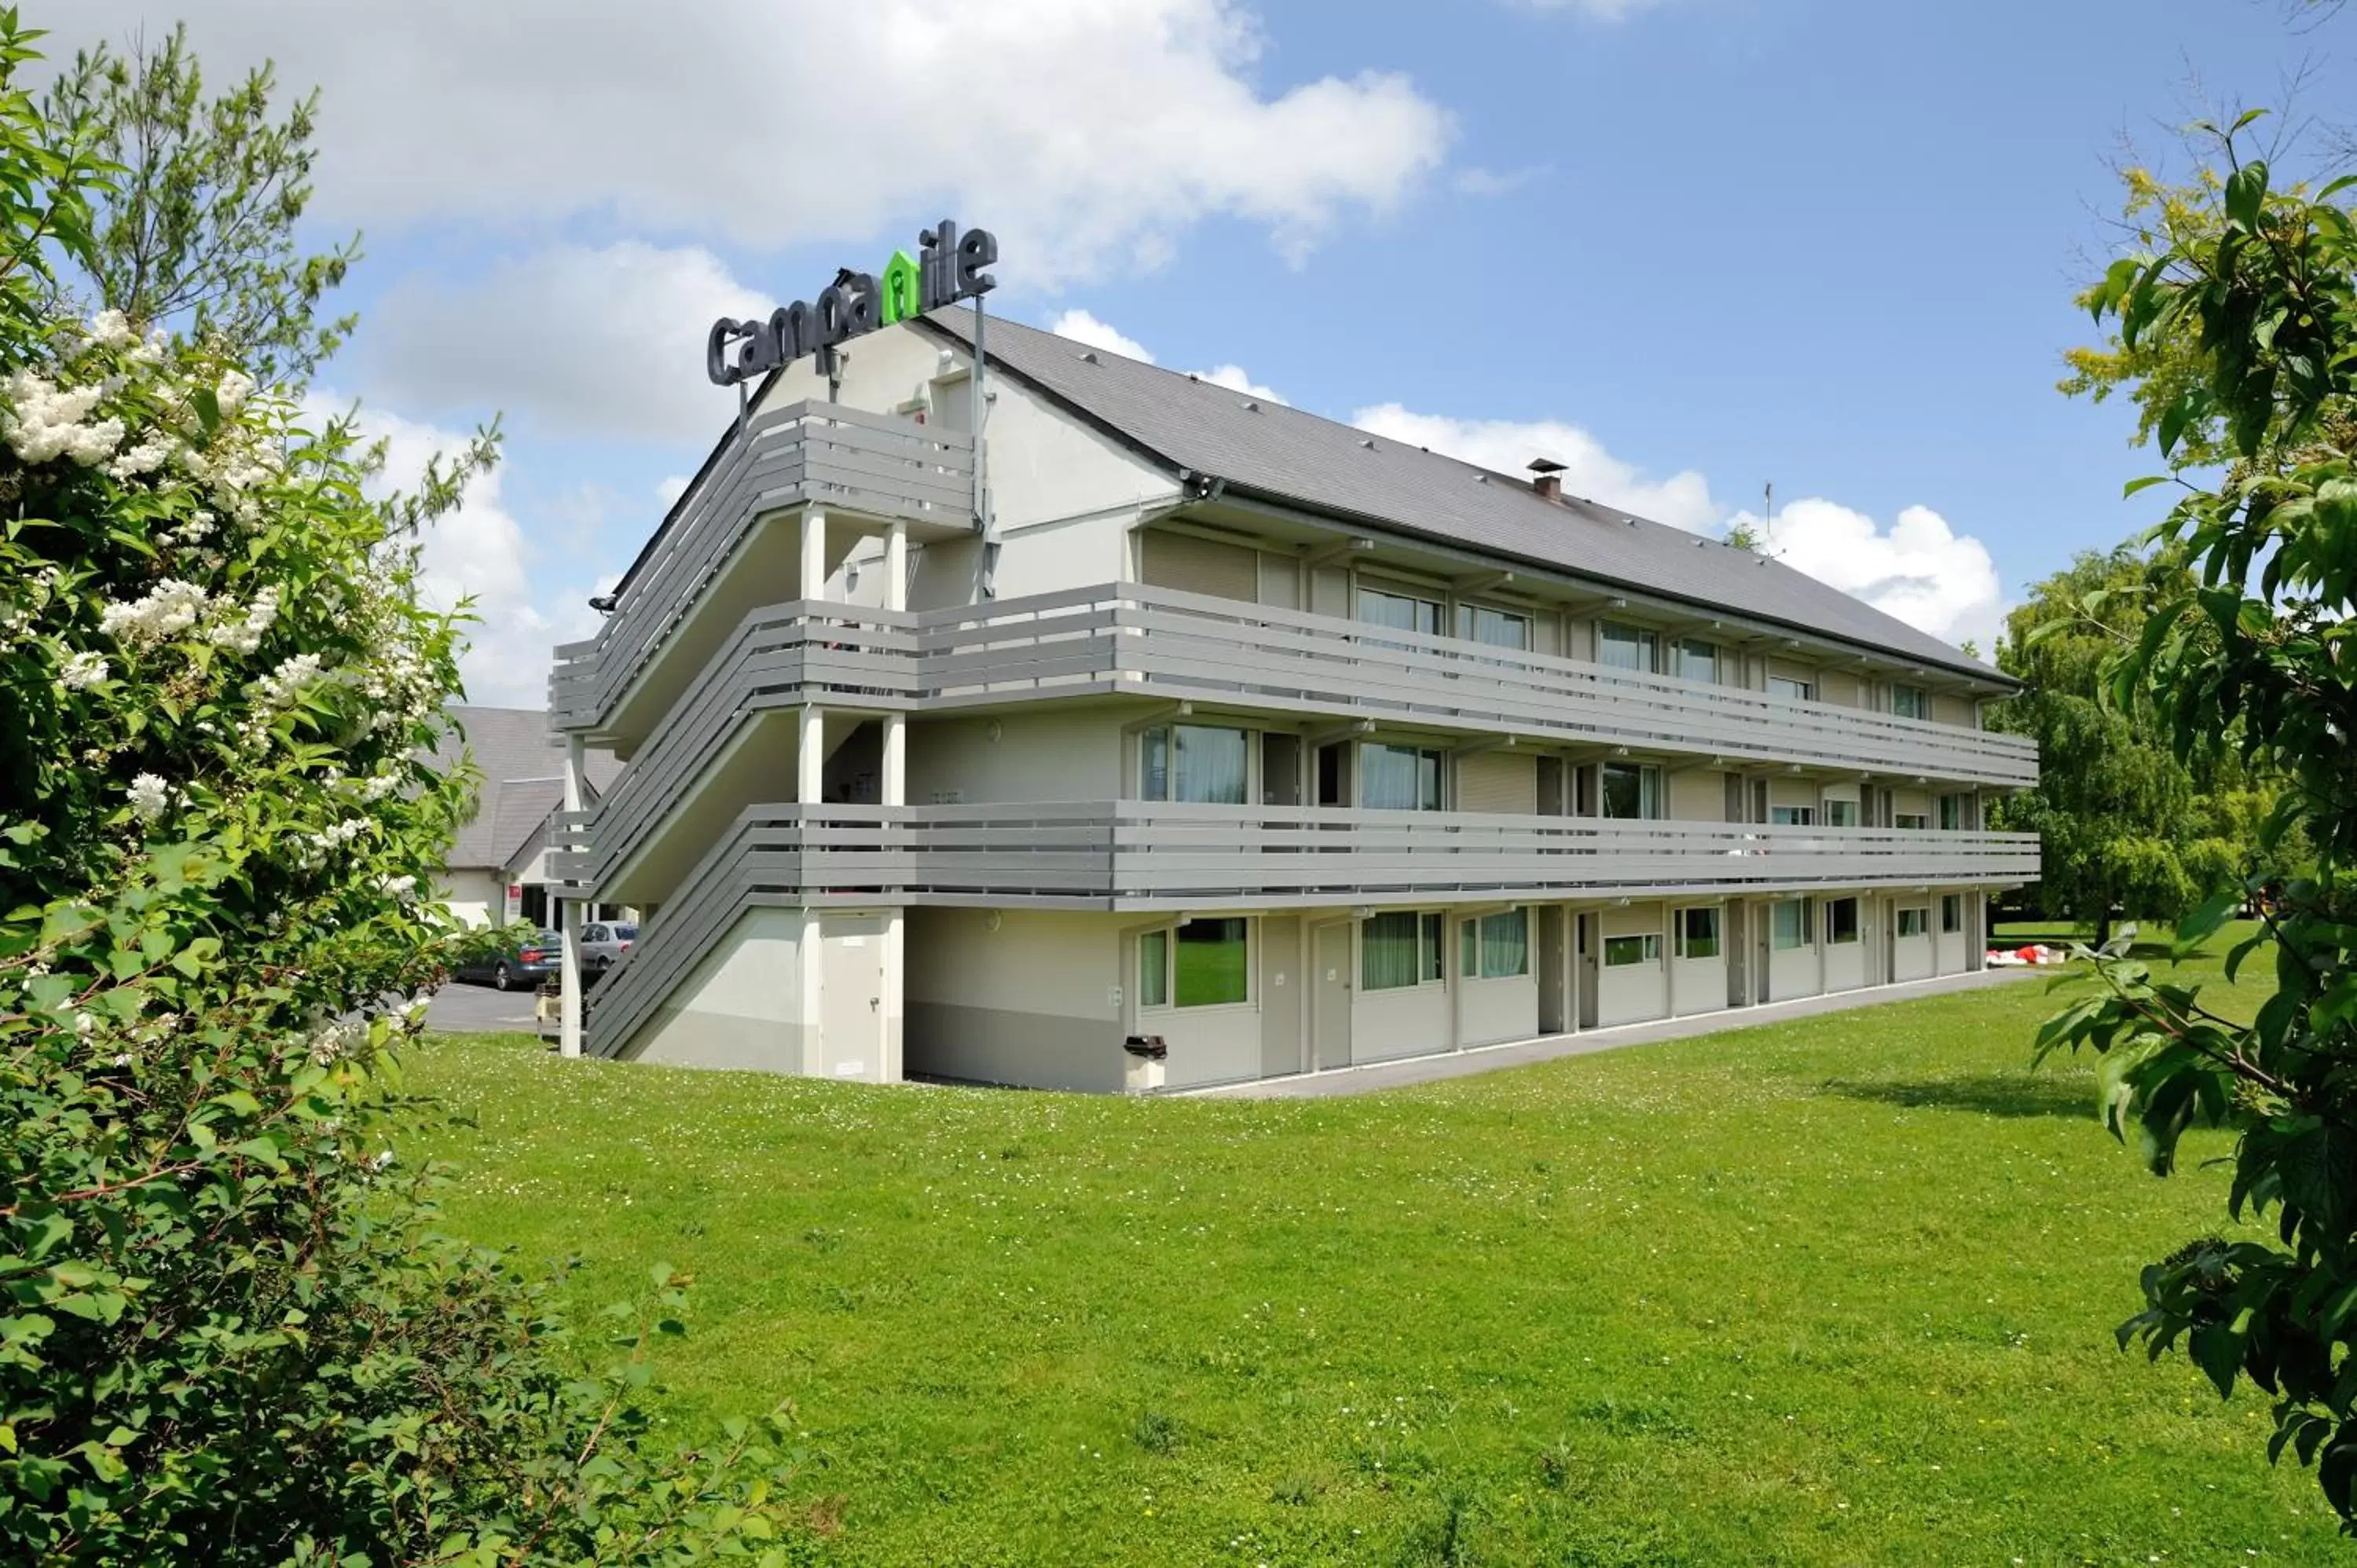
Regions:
[[1538, 905, 1569, 1034], [819, 915, 887, 1082], [1312, 922, 1352, 1071], [1725, 902, 1749, 1008], [1575, 914, 1599, 1030]]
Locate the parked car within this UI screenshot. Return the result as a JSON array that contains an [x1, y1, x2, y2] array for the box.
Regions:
[[580, 921, 637, 975], [453, 929, 563, 991]]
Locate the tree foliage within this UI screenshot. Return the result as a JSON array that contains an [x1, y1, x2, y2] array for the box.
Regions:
[[1989, 546, 2270, 943], [0, 12, 804, 1560], [39, 21, 359, 389], [2040, 114, 2357, 1528]]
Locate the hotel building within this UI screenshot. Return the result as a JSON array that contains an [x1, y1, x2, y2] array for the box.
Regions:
[[546, 309, 2039, 1092]]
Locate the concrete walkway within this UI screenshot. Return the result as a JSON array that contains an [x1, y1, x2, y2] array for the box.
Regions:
[[1188, 965, 2047, 1100]]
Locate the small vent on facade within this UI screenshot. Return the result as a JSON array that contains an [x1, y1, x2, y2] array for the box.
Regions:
[[1242, 400, 1261, 412], [1359, 438, 1376, 449], [1080, 350, 1099, 363]]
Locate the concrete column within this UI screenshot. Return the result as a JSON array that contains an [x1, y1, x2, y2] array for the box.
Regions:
[[558, 734, 585, 1060], [798, 704, 825, 804], [884, 519, 907, 613], [797, 909, 824, 1076], [801, 506, 828, 603], [882, 910, 904, 1082]]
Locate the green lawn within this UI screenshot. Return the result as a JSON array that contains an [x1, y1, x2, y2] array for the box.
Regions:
[[408, 926, 2338, 1564]]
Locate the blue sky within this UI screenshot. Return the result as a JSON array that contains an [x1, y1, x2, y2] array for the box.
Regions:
[[62, 0, 2356, 702]]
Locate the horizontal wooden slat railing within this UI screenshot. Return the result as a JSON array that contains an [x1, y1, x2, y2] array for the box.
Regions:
[[580, 800, 2040, 1057], [549, 401, 972, 732]]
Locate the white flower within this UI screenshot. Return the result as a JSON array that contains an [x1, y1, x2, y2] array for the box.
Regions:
[[126, 773, 169, 820], [204, 584, 280, 655], [0, 368, 126, 466], [252, 650, 322, 710], [99, 579, 210, 647], [85, 310, 139, 351], [307, 1017, 365, 1064], [58, 650, 108, 691], [106, 438, 170, 481], [378, 873, 418, 901], [73, 1010, 96, 1035], [216, 369, 255, 416], [369, 1149, 396, 1173]]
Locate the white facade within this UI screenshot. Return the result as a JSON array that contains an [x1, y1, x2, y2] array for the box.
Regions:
[[544, 311, 2036, 1091]]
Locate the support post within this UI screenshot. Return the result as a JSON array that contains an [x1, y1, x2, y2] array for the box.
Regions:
[[801, 507, 828, 604], [884, 519, 907, 614], [798, 704, 825, 804], [558, 735, 585, 1060]]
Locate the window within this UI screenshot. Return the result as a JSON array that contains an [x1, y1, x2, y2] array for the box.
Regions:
[[1675, 907, 1721, 960], [1140, 724, 1248, 804], [1770, 899, 1812, 950], [1177, 919, 1249, 1006], [1768, 674, 1816, 703], [1769, 805, 1816, 826], [1897, 907, 1930, 938], [1894, 811, 1930, 830], [1600, 761, 1663, 819], [1941, 893, 1964, 934], [1824, 897, 1860, 946], [1456, 603, 1531, 651], [1599, 621, 1658, 673], [1362, 743, 1446, 811], [1674, 637, 1719, 683], [1363, 910, 1445, 991], [1890, 683, 1930, 720], [1604, 933, 1662, 967], [1358, 584, 1442, 639], [1824, 798, 1859, 827], [1139, 931, 1169, 1008], [1939, 794, 1964, 831], [1140, 920, 1252, 1008], [1460, 908, 1530, 980]]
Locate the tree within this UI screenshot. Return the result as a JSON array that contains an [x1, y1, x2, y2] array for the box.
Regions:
[[39, 21, 359, 389], [0, 12, 801, 1559], [1989, 546, 2264, 944], [2040, 115, 2357, 1528]]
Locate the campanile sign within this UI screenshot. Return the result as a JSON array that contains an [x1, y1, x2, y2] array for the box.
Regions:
[[706, 218, 999, 387]]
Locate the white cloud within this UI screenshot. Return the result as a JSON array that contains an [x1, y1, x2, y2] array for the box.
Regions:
[[1724, 498, 2007, 652], [310, 392, 602, 707], [1198, 364, 1284, 403], [1049, 310, 1157, 364], [1350, 402, 1721, 533], [64, 0, 1453, 284], [371, 242, 767, 443], [1044, 310, 1285, 402], [1351, 404, 2008, 652], [1513, 0, 1669, 16]]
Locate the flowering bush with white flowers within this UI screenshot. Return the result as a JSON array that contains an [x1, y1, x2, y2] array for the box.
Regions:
[[0, 16, 800, 1564]]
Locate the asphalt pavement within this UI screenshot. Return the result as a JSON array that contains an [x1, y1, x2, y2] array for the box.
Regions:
[[422, 980, 548, 1035]]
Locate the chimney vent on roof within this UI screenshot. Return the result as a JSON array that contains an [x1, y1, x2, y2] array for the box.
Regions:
[[1527, 456, 1567, 502], [1080, 350, 1099, 364]]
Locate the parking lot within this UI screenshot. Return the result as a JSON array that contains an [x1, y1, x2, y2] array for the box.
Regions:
[[423, 980, 548, 1036]]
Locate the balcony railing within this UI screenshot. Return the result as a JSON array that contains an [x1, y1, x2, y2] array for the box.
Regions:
[[579, 800, 2039, 1057], [550, 401, 973, 732], [918, 584, 2038, 788]]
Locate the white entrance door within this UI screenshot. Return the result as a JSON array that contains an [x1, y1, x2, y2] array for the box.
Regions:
[[820, 915, 886, 1082]]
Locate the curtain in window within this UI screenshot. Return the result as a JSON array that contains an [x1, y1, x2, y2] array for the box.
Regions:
[[1480, 909, 1528, 978], [1600, 622, 1655, 672], [1358, 588, 1439, 636], [1457, 605, 1530, 650], [1771, 899, 1808, 949], [1362, 911, 1422, 991], [1362, 744, 1440, 811], [1174, 725, 1247, 804], [1142, 727, 1169, 802]]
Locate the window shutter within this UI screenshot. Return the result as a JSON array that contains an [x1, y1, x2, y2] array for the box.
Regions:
[[1140, 529, 1260, 603]]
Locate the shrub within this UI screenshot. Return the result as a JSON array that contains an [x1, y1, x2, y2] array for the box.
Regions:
[[0, 13, 801, 1561]]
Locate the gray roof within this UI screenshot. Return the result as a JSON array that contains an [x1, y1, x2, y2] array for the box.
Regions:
[[918, 310, 2007, 685], [431, 705, 622, 870]]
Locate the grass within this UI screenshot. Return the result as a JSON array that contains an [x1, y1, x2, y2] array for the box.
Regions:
[[405, 924, 2337, 1564]]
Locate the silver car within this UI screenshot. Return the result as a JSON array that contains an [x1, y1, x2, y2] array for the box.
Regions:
[[578, 921, 637, 976]]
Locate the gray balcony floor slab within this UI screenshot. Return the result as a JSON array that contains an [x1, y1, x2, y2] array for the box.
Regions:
[[1186, 965, 2047, 1100]]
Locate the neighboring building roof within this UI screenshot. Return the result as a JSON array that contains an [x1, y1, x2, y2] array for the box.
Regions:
[[916, 310, 2009, 686], [431, 705, 623, 871]]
